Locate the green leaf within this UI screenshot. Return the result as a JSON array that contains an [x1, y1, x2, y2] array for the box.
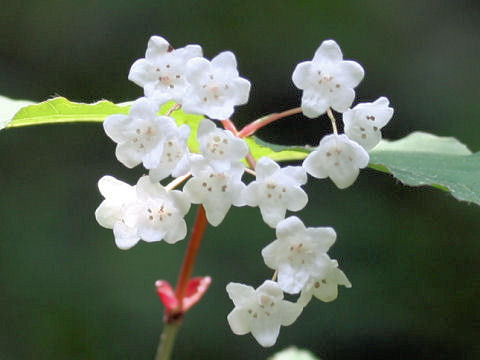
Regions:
[[268, 347, 319, 360], [370, 132, 480, 205], [247, 136, 310, 162], [5, 97, 131, 129], [3, 97, 479, 205]]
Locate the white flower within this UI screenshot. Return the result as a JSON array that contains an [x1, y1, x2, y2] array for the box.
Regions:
[[343, 97, 394, 151], [197, 118, 249, 172], [182, 51, 251, 120], [125, 176, 191, 244], [128, 36, 203, 104], [303, 134, 369, 189], [103, 97, 178, 169], [148, 122, 191, 182], [243, 157, 308, 228], [95, 175, 140, 250], [292, 40, 364, 118], [262, 216, 336, 294], [226, 280, 302, 347], [183, 155, 246, 226], [95, 175, 190, 250], [297, 258, 351, 306]]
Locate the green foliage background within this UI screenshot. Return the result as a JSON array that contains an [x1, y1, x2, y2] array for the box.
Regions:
[[1, 1, 479, 359]]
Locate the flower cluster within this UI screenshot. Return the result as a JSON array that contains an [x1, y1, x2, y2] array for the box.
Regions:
[[95, 36, 393, 348], [294, 40, 394, 189]]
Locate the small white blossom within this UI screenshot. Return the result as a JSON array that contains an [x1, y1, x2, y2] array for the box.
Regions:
[[197, 118, 249, 172], [128, 36, 203, 104], [343, 97, 394, 151], [243, 157, 308, 228], [103, 97, 179, 169], [297, 258, 351, 306], [262, 216, 336, 294], [148, 122, 191, 182], [182, 51, 251, 120], [292, 40, 364, 118], [226, 280, 302, 347], [95, 176, 190, 249], [125, 176, 191, 244], [303, 134, 369, 189], [95, 175, 139, 250], [183, 155, 246, 226]]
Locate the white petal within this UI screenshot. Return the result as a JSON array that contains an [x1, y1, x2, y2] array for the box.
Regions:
[[185, 57, 211, 85], [103, 114, 131, 143], [145, 35, 171, 62], [278, 301, 302, 326], [211, 51, 238, 76], [232, 77, 251, 105], [250, 320, 281, 347], [330, 86, 355, 113], [301, 91, 329, 118], [115, 143, 143, 168], [203, 200, 231, 226], [284, 187, 308, 212], [113, 222, 140, 250], [257, 280, 284, 299], [261, 240, 283, 270], [197, 118, 217, 139], [242, 182, 261, 207], [163, 220, 187, 244], [259, 203, 287, 228], [129, 97, 158, 120], [276, 216, 306, 242], [281, 165, 307, 185], [303, 150, 328, 179], [138, 226, 167, 243], [292, 61, 312, 90], [313, 40, 343, 63], [277, 262, 310, 294], [169, 190, 191, 216], [227, 308, 251, 335], [337, 60, 364, 88], [128, 59, 154, 88], [226, 282, 255, 307], [182, 44, 203, 59], [255, 157, 280, 179], [98, 175, 131, 198]]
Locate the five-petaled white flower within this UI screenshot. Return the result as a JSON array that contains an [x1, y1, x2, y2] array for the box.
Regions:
[[243, 157, 308, 228], [183, 155, 246, 226], [197, 118, 249, 172], [182, 51, 251, 120], [297, 258, 351, 307], [292, 40, 364, 118], [343, 97, 394, 151], [262, 216, 336, 294], [303, 134, 369, 189], [148, 122, 191, 182], [126, 176, 191, 245], [103, 97, 179, 169], [128, 36, 203, 104], [226, 280, 302, 347], [95, 175, 191, 250]]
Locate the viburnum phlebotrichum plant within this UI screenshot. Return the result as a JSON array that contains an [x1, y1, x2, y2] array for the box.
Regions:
[[94, 35, 394, 358]]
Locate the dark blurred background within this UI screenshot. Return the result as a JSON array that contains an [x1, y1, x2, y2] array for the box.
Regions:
[[1, 1, 479, 359]]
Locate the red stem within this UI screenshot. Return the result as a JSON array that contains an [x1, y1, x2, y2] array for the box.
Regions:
[[174, 205, 208, 310], [237, 107, 303, 138], [221, 119, 239, 135]]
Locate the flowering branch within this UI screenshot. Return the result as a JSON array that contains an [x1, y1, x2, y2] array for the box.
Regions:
[[173, 205, 208, 314]]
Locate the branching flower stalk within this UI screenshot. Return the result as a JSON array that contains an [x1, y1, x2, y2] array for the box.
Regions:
[[94, 35, 394, 358]]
